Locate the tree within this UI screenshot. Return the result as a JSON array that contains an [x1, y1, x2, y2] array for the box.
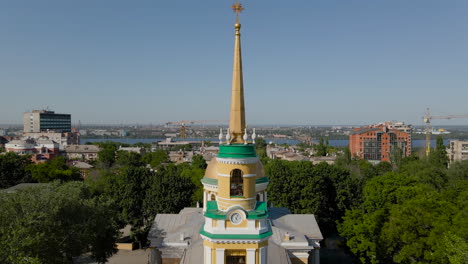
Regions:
[[382, 192, 459, 263], [0, 152, 32, 189], [106, 166, 153, 230], [97, 143, 117, 168], [430, 136, 449, 168], [314, 138, 328, 156], [389, 145, 404, 170], [255, 137, 267, 157], [142, 150, 170, 167], [28, 156, 81, 183], [143, 164, 195, 217], [191, 154, 207, 170], [443, 232, 468, 264], [339, 154, 467, 264], [0, 182, 119, 264], [115, 150, 143, 167]]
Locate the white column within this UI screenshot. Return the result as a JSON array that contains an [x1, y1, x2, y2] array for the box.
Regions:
[[246, 248, 256, 264], [204, 246, 212, 264], [259, 247, 267, 264], [264, 191, 267, 202], [216, 248, 225, 264], [203, 191, 207, 212]]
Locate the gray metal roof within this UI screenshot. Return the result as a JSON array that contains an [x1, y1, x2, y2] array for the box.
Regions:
[[148, 206, 323, 264]]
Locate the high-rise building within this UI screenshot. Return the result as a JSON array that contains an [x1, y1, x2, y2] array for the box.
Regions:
[[23, 110, 71, 133], [447, 140, 468, 164], [349, 122, 412, 163]]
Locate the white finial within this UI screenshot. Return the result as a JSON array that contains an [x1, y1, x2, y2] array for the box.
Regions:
[[219, 128, 223, 144], [252, 128, 257, 144], [196, 201, 200, 208], [243, 128, 248, 144], [226, 128, 231, 145]]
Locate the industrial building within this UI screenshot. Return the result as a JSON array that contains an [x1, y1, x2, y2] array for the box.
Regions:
[[349, 122, 412, 163], [23, 110, 71, 133]]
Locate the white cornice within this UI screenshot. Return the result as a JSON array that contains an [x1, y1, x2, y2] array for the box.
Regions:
[[200, 235, 269, 244], [216, 157, 259, 165]]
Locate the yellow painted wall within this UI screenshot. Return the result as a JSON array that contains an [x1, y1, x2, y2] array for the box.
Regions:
[[291, 257, 308, 264]]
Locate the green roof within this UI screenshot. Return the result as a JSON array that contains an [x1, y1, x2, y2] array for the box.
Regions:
[[255, 177, 269, 184], [200, 225, 273, 240], [204, 201, 268, 220], [218, 144, 257, 158], [201, 177, 218, 185]]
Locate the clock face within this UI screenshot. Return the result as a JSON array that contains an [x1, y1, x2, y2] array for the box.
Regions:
[[230, 212, 242, 224]]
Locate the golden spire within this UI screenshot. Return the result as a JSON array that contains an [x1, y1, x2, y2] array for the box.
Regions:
[[228, 0, 246, 144]]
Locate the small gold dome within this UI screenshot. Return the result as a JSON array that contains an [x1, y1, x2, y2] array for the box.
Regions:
[[204, 158, 219, 179], [255, 161, 265, 179]]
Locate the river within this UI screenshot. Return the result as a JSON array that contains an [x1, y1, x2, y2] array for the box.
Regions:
[[80, 138, 464, 148]]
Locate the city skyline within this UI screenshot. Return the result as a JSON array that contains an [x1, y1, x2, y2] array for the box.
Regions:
[[1, 0, 467, 126]]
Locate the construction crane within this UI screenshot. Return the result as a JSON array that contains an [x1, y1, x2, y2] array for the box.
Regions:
[[165, 120, 227, 141], [423, 108, 468, 156]]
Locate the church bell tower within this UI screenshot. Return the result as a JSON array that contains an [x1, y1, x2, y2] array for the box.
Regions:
[[199, 1, 272, 263]]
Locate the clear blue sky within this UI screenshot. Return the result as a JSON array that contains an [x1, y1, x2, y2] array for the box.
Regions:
[[0, 0, 467, 126]]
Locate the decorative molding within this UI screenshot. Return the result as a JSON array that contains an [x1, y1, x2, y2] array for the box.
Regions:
[[217, 196, 256, 201], [200, 234, 269, 244], [217, 173, 256, 178], [216, 157, 258, 165], [255, 183, 268, 192], [202, 183, 218, 190]]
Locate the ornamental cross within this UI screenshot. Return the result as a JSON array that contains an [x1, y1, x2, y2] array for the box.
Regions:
[[231, 0, 244, 23]]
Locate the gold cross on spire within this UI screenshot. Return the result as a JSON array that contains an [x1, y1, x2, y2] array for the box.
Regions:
[[231, 0, 244, 23]]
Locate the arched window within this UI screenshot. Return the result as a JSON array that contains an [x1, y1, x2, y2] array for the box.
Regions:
[[230, 169, 243, 196], [210, 194, 216, 201]]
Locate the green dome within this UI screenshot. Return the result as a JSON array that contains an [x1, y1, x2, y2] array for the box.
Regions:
[[218, 144, 257, 158]]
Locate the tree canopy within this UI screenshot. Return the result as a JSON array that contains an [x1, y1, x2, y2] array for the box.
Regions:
[[0, 152, 32, 189], [0, 182, 120, 264]]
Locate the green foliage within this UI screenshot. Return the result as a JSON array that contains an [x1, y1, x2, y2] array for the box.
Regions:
[[97, 142, 118, 168], [0, 182, 119, 264], [180, 164, 205, 205], [266, 160, 359, 234], [389, 145, 404, 170], [106, 166, 153, 229], [255, 137, 267, 157], [429, 136, 449, 168], [314, 137, 328, 156], [142, 150, 170, 167], [115, 150, 143, 167], [28, 156, 81, 183], [0, 152, 32, 189], [443, 232, 468, 264], [87, 162, 196, 246], [338, 153, 468, 264], [335, 148, 352, 167], [191, 154, 207, 170], [143, 164, 195, 216]]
